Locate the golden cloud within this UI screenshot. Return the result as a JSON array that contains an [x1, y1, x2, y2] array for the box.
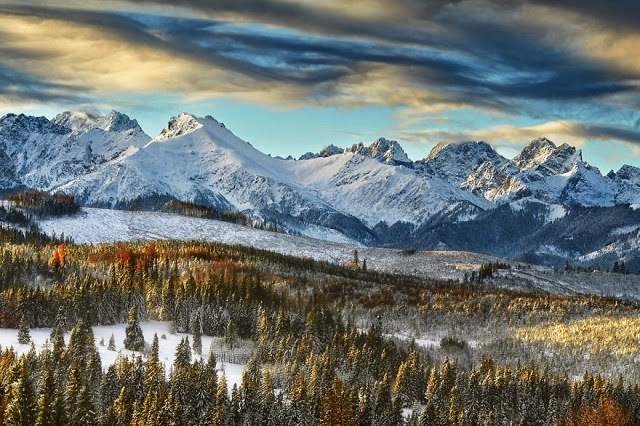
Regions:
[[0, 13, 273, 103]]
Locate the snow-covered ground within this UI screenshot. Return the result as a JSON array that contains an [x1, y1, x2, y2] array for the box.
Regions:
[[0, 321, 246, 389], [36, 207, 497, 281], [34, 207, 640, 300]]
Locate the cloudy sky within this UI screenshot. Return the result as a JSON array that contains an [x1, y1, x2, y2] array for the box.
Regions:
[[0, 0, 639, 171]]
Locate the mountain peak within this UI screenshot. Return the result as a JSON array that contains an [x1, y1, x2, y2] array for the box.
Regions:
[[515, 137, 582, 175], [53, 107, 103, 132], [1, 113, 68, 136], [423, 141, 509, 185], [157, 112, 203, 140], [514, 137, 557, 170], [424, 141, 494, 163], [369, 138, 412, 165], [98, 111, 143, 133]]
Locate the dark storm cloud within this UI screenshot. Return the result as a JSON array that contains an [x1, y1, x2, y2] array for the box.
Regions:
[[576, 123, 640, 147], [0, 4, 352, 87], [0, 64, 86, 103], [0, 0, 637, 112], [531, 0, 640, 31]]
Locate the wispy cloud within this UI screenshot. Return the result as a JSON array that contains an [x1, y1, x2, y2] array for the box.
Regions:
[[399, 120, 640, 152]]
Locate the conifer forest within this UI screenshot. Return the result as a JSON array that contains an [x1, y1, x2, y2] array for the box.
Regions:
[[0, 222, 639, 425]]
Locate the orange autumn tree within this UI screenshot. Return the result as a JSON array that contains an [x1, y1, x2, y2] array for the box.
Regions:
[[318, 379, 357, 426], [563, 398, 632, 426], [49, 243, 67, 267]]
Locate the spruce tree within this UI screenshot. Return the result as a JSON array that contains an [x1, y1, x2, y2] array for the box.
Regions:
[[108, 333, 116, 351], [5, 361, 37, 426], [124, 305, 145, 352], [50, 307, 67, 346], [35, 367, 56, 426], [174, 337, 192, 370], [192, 315, 203, 355], [144, 334, 165, 394], [212, 374, 229, 426], [18, 322, 31, 344], [224, 320, 237, 350]]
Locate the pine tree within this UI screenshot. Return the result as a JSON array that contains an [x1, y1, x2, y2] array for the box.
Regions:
[[174, 337, 192, 370], [17, 322, 31, 344], [192, 315, 202, 355], [5, 360, 36, 426], [224, 320, 237, 350], [50, 307, 67, 347], [212, 374, 229, 426], [108, 333, 116, 351], [35, 367, 57, 426], [65, 364, 82, 423], [113, 386, 132, 426], [145, 334, 165, 394], [124, 305, 145, 352], [318, 379, 357, 426]]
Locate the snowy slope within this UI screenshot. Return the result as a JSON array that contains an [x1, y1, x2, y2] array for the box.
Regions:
[[31, 207, 640, 301], [0, 321, 247, 389], [35, 207, 499, 280]]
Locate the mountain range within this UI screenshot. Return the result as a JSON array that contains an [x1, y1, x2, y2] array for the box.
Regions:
[[1, 109, 639, 271]]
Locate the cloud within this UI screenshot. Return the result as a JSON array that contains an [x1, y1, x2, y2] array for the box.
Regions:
[[0, 2, 635, 109], [398, 120, 640, 151]]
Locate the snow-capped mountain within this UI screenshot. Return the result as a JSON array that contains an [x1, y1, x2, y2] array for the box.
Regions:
[[422, 141, 517, 186], [0, 110, 149, 191], [54, 112, 489, 240], [0, 109, 638, 268], [454, 138, 618, 207]]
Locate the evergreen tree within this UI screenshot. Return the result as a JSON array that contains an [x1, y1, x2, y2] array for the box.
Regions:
[[124, 305, 145, 352], [212, 374, 229, 426], [144, 334, 165, 395], [174, 337, 192, 370], [17, 322, 31, 344], [113, 386, 132, 426], [224, 320, 237, 350], [108, 334, 116, 351], [5, 360, 37, 426], [35, 367, 57, 426], [192, 315, 202, 355], [50, 307, 67, 347]]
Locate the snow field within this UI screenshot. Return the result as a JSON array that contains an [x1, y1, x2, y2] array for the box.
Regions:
[[0, 321, 247, 390]]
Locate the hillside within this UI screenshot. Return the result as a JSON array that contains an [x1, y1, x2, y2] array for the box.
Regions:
[[35, 207, 640, 301]]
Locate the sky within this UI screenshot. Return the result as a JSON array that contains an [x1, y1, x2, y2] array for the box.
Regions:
[[0, 0, 639, 172]]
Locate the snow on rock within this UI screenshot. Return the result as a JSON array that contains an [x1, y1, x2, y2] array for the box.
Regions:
[[156, 112, 203, 140], [423, 141, 515, 186], [368, 138, 412, 165], [318, 144, 344, 157], [514, 138, 580, 175], [52, 107, 102, 132], [462, 161, 528, 202]]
